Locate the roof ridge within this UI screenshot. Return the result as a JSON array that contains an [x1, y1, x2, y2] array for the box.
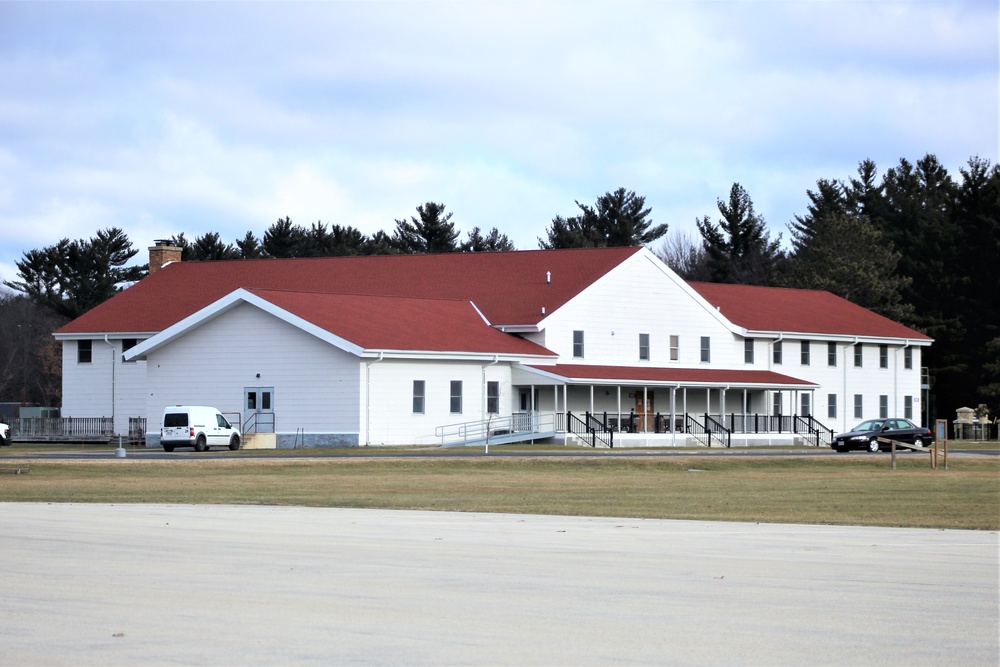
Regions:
[[246, 286, 472, 304]]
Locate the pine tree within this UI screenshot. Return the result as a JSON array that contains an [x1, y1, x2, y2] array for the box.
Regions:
[[392, 202, 460, 254], [696, 183, 783, 285]]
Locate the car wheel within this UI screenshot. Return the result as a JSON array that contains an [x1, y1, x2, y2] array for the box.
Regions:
[[162, 444, 175, 452], [868, 438, 880, 453], [229, 435, 241, 451], [913, 437, 924, 448], [194, 435, 207, 452]]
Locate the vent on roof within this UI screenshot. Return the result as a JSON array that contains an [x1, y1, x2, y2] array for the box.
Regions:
[[541, 306, 546, 315], [546, 271, 551, 284]]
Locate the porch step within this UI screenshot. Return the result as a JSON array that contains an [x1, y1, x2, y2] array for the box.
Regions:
[[241, 433, 276, 449]]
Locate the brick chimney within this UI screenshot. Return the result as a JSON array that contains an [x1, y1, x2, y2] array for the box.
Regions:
[[148, 239, 182, 274]]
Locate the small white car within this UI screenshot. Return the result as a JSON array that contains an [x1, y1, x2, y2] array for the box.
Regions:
[[160, 406, 240, 452], [0, 422, 8, 447]]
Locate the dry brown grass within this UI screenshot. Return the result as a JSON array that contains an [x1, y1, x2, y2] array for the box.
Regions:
[[1, 455, 996, 529]]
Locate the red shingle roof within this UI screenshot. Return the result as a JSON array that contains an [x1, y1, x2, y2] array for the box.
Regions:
[[57, 247, 642, 334], [528, 364, 816, 387], [248, 289, 553, 356], [689, 282, 930, 341]]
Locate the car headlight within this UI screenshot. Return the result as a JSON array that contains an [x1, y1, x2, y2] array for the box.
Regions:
[[850, 435, 867, 441]]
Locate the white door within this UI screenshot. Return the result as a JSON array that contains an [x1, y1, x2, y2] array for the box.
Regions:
[[243, 387, 275, 433]]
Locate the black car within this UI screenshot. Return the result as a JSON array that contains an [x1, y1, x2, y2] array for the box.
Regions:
[[832, 418, 935, 453]]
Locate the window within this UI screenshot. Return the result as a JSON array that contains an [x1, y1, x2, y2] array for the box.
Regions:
[[744, 338, 754, 364], [487, 381, 499, 414], [122, 338, 137, 363], [77, 340, 92, 364], [854, 344, 863, 367], [573, 330, 584, 358], [773, 340, 783, 365], [904, 347, 913, 370], [854, 394, 863, 419], [879, 395, 888, 419], [639, 333, 650, 361], [412, 380, 425, 414], [828, 394, 837, 419], [904, 395, 913, 420], [700, 336, 711, 363], [450, 381, 463, 414], [669, 335, 679, 361], [800, 341, 811, 366], [879, 344, 888, 369], [801, 393, 811, 417], [772, 392, 782, 416], [827, 341, 837, 367]]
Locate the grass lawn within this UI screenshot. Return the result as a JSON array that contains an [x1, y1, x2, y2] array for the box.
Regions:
[[0, 453, 996, 530]]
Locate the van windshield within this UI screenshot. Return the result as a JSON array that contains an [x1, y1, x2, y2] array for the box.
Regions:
[[164, 413, 189, 428]]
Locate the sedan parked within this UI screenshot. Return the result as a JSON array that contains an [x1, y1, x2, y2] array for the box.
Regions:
[[832, 418, 934, 453]]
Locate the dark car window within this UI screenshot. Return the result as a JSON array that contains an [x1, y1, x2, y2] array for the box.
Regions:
[[164, 413, 188, 428]]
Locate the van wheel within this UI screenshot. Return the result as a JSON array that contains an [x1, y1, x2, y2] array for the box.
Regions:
[[194, 435, 207, 452], [162, 444, 175, 452], [229, 435, 241, 451]]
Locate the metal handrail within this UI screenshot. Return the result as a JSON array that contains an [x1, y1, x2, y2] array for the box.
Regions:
[[435, 412, 556, 446], [566, 411, 613, 448]]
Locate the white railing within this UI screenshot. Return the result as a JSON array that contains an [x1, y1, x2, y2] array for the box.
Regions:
[[435, 412, 557, 447]]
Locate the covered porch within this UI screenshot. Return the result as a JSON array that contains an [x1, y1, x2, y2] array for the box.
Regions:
[[512, 363, 828, 447]]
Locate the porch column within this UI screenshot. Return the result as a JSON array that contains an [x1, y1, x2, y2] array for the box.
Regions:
[[706, 388, 711, 418], [617, 386, 622, 431], [562, 384, 568, 431], [589, 385, 594, 416], [721, 387, 727, 420], [671, 386, 677, 445], [643, 386, 648, 433], [683, 388, 687, 422]]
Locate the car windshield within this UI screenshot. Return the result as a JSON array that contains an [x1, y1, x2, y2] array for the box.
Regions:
[[853, 420, 884, 432]]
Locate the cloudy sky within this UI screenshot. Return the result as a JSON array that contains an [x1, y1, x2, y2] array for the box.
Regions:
[[0, 0, 995, 284]]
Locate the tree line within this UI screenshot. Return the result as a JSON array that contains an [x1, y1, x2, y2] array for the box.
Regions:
[[1, 155, 997, 421]]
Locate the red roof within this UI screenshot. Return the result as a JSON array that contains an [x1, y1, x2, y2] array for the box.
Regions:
[[248, 289, 553, 356], [528, 364, 816, 387], [57, 247, 642, 335], [689, 282, 930, 341]]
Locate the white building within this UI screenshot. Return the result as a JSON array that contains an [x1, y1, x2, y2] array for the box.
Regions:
[[54, 244, 931, 448]]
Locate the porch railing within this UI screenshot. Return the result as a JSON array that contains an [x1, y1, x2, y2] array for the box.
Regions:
[[566, 411, 613, 448], [795, 415, 834, 447], [436, 412, 557, 446]]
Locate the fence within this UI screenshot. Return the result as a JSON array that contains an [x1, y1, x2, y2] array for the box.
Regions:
[[10, 417, 115, 442]]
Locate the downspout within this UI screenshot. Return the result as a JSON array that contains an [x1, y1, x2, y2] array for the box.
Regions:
[[103, 335, 116, 434], [365, 352, 384, 446]]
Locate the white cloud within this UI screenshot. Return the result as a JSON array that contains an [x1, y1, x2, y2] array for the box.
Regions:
[[0, 0, 994, 278]]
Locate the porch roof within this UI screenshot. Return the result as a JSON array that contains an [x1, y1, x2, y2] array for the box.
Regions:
[[520, 364, 817, 389]]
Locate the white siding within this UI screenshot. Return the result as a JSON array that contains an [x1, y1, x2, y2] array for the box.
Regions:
[[60, 338, 148, 434], [61, 339, 112, 418], [363, 359, 513, 446], [144, 303, 361, 443], [538, 252, 738, 367]]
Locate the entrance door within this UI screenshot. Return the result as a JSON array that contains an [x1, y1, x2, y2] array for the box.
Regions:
[[243, 387, 275, 433], [635, 391, 654, 433]]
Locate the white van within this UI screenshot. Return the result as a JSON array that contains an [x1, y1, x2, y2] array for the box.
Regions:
[[161, 406, 241, 452]]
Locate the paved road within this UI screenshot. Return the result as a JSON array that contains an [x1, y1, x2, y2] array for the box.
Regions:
[[1, 503, 996, 666], [6, 444, 995, 460]]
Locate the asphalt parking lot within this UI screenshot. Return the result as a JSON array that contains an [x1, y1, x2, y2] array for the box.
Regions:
[[1, 503, 997, 666]]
